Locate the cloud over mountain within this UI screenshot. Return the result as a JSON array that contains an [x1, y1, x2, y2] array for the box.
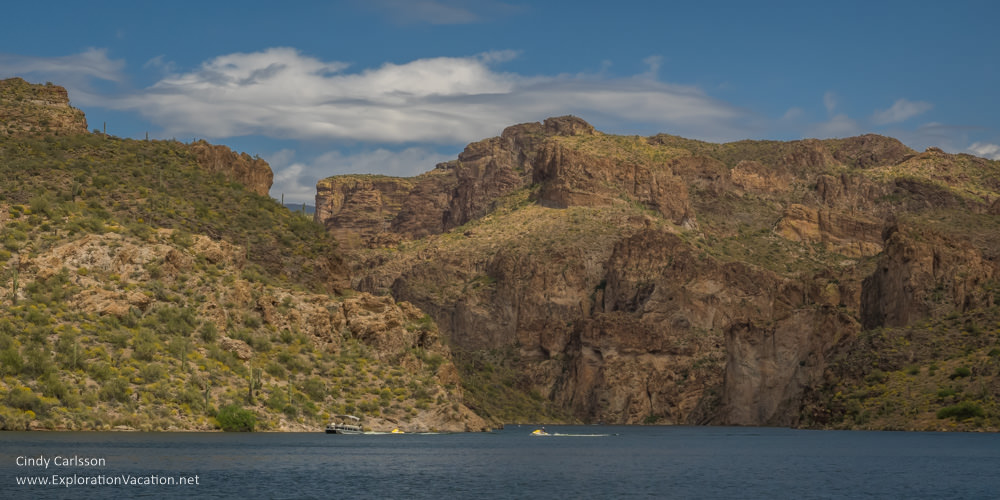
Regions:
[[268, 146, 454, 203], [106, 48, 747, 144], [969, 142, 1000, 160], [872, 98, 933, 125]]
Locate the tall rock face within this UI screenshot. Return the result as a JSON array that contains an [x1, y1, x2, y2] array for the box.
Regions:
[[861, 224, 1000, 330], [721, 308, 859, 426], [533, 142, 694, 225], [316, 117, 1000, 429], [188, 140, 274, 197], [0, 77, 88, 137], [314, 175, 417, 249]]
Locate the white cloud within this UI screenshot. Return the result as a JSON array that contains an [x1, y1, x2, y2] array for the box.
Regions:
[[268, 147, 456, 204], [642, 55, 663, 79], [0, 48, 124, 83], [267, 148, 297, 169], [0, 48, 126, 106], [809, 113, 861, 139], [271, 163, 310, 204], [968, 142, 1000, 160], [317, 147, 455, 177], [142, 55, 177, 74], [362, 0, 520, 25], [872, 98, 933, 125], [823, 91, 838, 115], [105, 47, 747, 144], [781, 107, 805, 121]]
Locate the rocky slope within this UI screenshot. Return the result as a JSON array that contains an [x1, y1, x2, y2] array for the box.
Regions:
[[0, 79, 488, 432], [317, 116, 1000, 430]]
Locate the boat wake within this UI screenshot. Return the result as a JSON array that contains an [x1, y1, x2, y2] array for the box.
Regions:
[[362, 431, 446, 435], [531, 429, 611, 437]]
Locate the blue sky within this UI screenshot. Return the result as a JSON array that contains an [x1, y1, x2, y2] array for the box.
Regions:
[[2, 0, 998, 203]]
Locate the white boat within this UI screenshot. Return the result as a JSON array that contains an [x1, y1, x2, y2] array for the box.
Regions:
[[325, 415, 363, 434]]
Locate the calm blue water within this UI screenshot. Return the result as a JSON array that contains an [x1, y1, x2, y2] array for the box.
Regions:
[[2, 426, 998, 499]]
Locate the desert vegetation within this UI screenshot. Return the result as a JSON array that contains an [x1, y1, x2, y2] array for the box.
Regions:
[[0, 107, 469, 431]]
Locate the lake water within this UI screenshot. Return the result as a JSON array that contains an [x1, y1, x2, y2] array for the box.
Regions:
[[1, 426, 998, 499]]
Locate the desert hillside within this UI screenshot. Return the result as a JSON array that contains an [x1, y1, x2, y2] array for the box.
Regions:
[[0, 78, 491, 432]]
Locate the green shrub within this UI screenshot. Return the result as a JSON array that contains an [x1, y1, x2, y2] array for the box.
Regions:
[[5, 386, 42, 413], [199, 322, 219, 342], [247, 333, 271, 353], [265, 362, 287, 378], [99, 376, 131, 403], [170, 229, 194, 248], [22, 344, 55, 377], [936, 401, 985, 420], [265, 391, 286, 411], [217, 405, 256, 432], [128, 222, 153, 240], [87, 361, 114, 381], [864, 369, 888, 384], [302, 377, 327, 402], [242, 312, 262, 329], [139, 363, 166, 383], [176, 386, 205, 411], [39, 373, 68, 401], [277, 351, 308, 373], [0, 346, 23, 375], [132, 330, 158, 361], [55, 334, 84, 370], [937, 387, 957, 398], [949, 366, 972, 380], [146, 306, 198, 337]]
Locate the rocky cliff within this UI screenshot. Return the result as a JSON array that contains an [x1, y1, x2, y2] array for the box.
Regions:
[[314, 117, 583, 247], [318, 117, 1000, 430], [189, 140, 274, 197], [0, 77, 88, 137], [315, 175, 417, 249]]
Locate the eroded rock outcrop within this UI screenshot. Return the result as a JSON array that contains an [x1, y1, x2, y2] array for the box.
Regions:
[[534, 142, 693, 224], [775, 204, 883, 257], [315, 116, 642, 248], [0, 77, 88, 137], [861, 223, 1000, 329], [315, 175, 416, 249], [189, 140, 274, 197]]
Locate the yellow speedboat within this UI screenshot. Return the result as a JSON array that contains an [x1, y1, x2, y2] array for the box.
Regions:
[[531, 429, 550, 436]]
